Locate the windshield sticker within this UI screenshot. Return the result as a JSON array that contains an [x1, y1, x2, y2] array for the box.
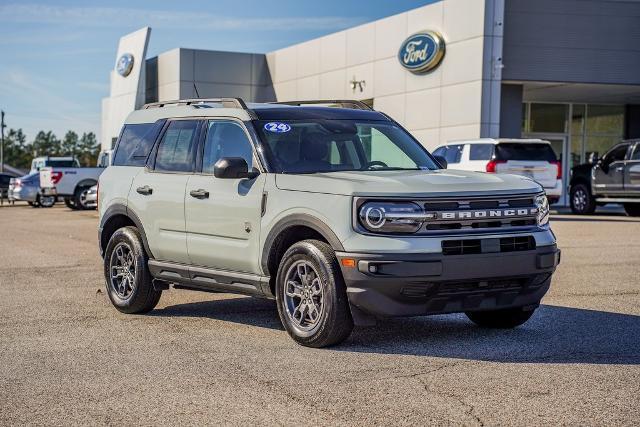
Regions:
[[264, 122, 291, 133]]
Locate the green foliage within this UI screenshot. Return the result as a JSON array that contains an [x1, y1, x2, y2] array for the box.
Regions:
[[2, 128, 101, 169]]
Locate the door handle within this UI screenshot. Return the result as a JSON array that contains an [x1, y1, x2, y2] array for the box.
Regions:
[[136, 185, 153, 195], [189, 189, 209, 199]]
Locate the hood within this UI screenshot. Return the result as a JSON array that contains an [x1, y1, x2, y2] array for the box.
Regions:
[[275, 169, 542, 197]]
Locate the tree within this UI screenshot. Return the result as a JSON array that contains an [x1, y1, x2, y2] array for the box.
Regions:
[[60, 131, 79, 157], [77, 132, 99, 166], [3, 128, 31, 169], [31, 131, 60, 157]]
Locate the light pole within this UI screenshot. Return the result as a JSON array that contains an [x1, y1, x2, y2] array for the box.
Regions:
[[0, 110, 5, 173]]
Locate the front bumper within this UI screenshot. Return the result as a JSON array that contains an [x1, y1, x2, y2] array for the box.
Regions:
[[336, 245, 560, 318]]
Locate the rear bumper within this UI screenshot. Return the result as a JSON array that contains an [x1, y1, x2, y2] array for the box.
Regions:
[[336, 245, 560, 318], [543, 180, 563, 197]]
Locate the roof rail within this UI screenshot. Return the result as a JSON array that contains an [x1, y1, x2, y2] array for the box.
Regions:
[[272, 100, 374, 111], [143, 98, 249, 110]]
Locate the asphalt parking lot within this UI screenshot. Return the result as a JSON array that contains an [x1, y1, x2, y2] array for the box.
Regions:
[[0, 203, 638, 425]]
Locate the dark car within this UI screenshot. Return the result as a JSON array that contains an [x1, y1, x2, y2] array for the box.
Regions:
[[569, 139, 640, 216]]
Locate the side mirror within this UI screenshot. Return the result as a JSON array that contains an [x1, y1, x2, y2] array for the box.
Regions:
[[213, 157, 259, 179], [588, 152, 599, 164], [434, 155, 448, 169]]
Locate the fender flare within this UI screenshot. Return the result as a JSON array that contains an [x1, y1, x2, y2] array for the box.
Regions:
[[99, 203, 154, 259], [260, 213, 344, 273]]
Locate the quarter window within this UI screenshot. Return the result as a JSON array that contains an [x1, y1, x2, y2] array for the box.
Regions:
[[202, 121, 254, 173], [630, 144, 640, 161], [154, 120, 199, 173], [469, 144, 494, 161]]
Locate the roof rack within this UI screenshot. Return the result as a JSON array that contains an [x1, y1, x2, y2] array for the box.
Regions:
[[143, 98, 249, 110], [272, 100, 374, 111]]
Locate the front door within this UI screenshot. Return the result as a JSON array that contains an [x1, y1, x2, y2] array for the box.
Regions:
[[625, 143, 640, 195], [127, 119, 200, 264], [593, 143, 629, 195], [185, 119, 265, 274]]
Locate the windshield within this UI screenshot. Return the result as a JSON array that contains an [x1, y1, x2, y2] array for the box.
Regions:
[[255, 120, 439, 173]]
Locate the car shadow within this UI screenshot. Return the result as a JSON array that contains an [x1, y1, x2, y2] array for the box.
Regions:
[[152, 299, 639, 365]]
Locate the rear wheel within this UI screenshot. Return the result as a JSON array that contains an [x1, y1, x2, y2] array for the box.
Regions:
[[466, 306, 536, 329], [570, 183, 595, 214], [624, 203, 640, 217], [275, 239, 353, 348], [39, 195, 55, 208], [104, 226, 161, 314]]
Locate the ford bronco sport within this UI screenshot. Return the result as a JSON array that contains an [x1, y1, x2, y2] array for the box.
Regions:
[[98, 98, 560, 348]]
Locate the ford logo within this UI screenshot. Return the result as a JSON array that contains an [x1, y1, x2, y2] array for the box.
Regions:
[[398, 31, 445, 74], [116, 53, 134, 77]]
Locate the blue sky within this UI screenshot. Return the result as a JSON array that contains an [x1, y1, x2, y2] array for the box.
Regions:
[[0, 0, 433, 142]]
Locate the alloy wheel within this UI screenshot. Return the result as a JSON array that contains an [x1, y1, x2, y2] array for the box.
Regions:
[[109, 242, 137, 299], [573, 188, 587, 212], [283, 260, 325, 332]]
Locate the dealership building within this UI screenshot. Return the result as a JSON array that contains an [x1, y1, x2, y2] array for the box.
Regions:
[[102, 0, 640, 199]]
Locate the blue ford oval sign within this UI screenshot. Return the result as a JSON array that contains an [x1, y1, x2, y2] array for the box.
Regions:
[[398, 31, 445, 74], [116, 53, 134, 77]]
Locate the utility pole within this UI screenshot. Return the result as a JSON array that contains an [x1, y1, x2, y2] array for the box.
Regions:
[[0, 110, 5, 173]]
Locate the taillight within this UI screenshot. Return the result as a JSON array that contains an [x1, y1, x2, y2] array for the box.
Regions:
[[486, 160, 506, 173], [550, 161, 562, 179], [51, 171, 63, 185]]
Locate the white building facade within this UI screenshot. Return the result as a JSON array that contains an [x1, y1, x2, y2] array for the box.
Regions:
[[102, 0, 640, 184]]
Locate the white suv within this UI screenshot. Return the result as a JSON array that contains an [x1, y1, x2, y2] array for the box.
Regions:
[[433, 139, 563, 204]]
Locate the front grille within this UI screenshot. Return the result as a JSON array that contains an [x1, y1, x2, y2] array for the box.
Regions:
[[419, 194, 539, 234], [442, 235, 536, 255]]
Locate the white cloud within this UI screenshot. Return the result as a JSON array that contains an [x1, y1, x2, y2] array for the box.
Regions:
[[0, 3, 365, 31]]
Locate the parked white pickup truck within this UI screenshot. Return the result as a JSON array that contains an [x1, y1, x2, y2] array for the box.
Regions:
[[40, 151, 112, 210]]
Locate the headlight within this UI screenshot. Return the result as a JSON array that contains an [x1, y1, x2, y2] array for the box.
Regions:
[[535, 194, 550, 226], [358, 201, 430, 233]]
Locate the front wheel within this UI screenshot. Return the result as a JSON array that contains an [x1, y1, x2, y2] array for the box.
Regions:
[[570, 183, 595, 214], [74, 185, 93, 210], [103, 226, 161, 314], [275, 240, 353, 348], [465, 306, 536, 329], [624, 203, 640, 217]]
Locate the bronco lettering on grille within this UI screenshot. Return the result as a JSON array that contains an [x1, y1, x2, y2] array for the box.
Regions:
[[438, 208, 537, 220]]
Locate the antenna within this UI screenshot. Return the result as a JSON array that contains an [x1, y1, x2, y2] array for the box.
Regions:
[[193, 83, 201, 99]]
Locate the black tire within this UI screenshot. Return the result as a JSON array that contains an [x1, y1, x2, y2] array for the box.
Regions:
[[275, 239, 353, 348], [103, 226, 161, 314], [74, 185, 93, 210], [465, 306, 536, 329], [570, 183, 596, 214], [624, 203, 640, 217], [39, 195, 55, 208], [64, 197, 78, 210]]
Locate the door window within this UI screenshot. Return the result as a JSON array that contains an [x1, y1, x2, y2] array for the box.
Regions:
[[602, 144, 628, 166], [436, 145, 463, 164], [202, 121, 254, 174], [154, 120, 199, 173]]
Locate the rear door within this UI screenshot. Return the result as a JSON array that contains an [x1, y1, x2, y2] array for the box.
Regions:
[[185, 119, 265, 274], [494, 142, 559, 189], [593, 143, 629, 194], [128, 119, 200, 264], [624, 142, 640, 195]]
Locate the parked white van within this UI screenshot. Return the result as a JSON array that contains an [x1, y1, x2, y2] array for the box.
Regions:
[[433, 139, 563, 204]]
